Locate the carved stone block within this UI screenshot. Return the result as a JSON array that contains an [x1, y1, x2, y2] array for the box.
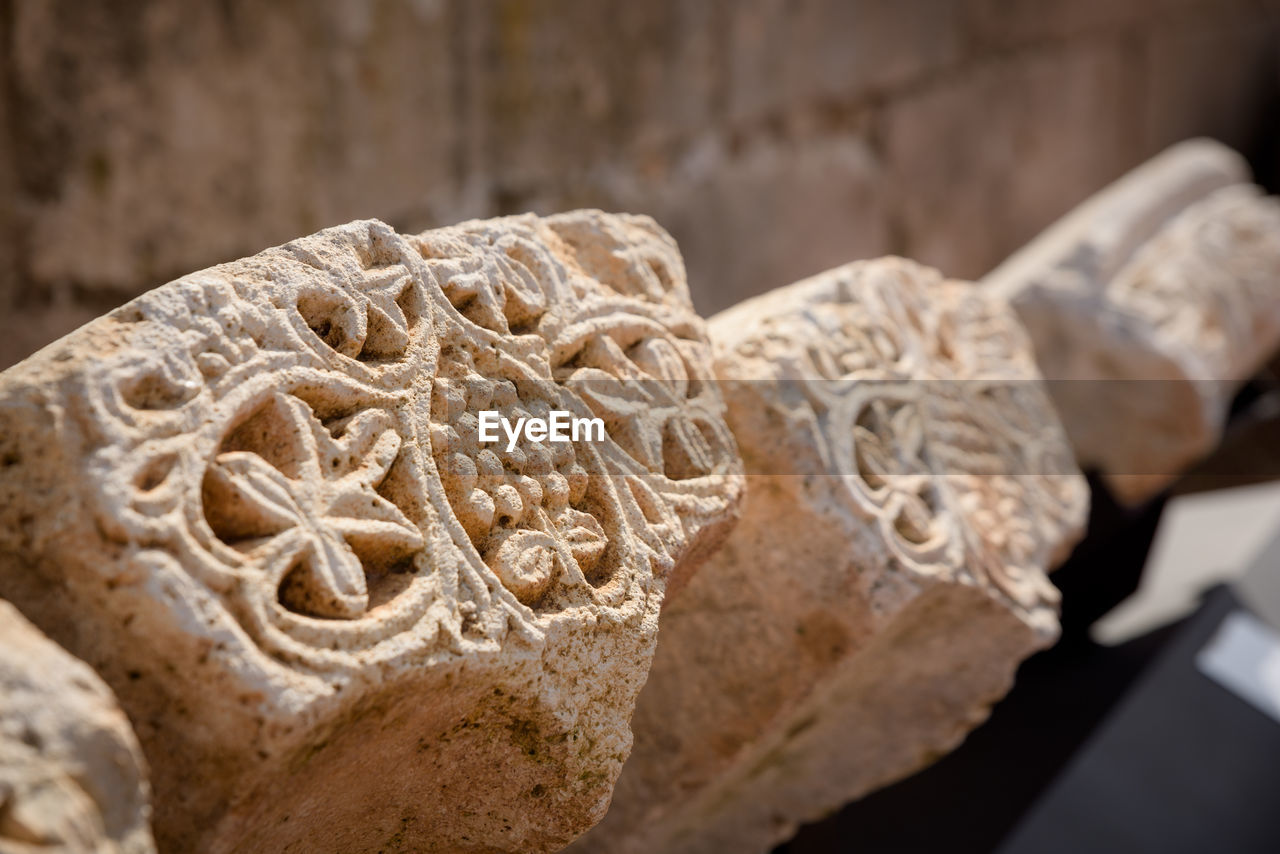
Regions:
[[0, 212, 743, 852], [984, 139, 1280, 502], [571, 258, 1087, 854], [0, 600, 155, 854]]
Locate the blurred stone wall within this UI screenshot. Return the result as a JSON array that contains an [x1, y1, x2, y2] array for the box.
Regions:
[[1, 0, 1278, 369]]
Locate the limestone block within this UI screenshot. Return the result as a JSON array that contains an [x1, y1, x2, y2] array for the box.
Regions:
[[572, 258, 1088, 854], [0, 212, 743, 853], [0, 600, 154, 854], [984, 139, 1280, 502]]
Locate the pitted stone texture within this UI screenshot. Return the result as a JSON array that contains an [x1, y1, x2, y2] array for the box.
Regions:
[[0, 212, 743, 853], [0, 600, 154, 854], [985, 139, 1280, 502], [572, 258, 1087, 854]]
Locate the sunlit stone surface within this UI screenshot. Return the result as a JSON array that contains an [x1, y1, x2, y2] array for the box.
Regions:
[[573, 257, 1087, 854], [0, 212, 743, 853], [986, 139, 1280, 502]]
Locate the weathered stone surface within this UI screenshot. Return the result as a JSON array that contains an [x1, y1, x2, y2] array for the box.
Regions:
[[573, 258, 1088, 854], [619, 134, 892, 316], [725, 0, 964, 124], [0, 600, 154, 854], [0, 211, 743, 853], [882, 41, 1139, 280], [5, 1, 1279, 370], [985, 139, 1280, 502]]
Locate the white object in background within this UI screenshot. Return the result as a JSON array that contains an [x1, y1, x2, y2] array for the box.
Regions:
[[1196, 610, 1280, 725], [1092, 480, 1280, 645]]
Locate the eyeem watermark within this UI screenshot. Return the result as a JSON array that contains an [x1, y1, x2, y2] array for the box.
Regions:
[[478, 410, 606, 452]]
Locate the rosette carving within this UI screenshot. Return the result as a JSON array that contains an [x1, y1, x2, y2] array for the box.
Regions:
[[70, 213, 741, 669], [0, 212, 743, 854]]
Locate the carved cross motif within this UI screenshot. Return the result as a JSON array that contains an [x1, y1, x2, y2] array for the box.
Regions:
[[202, 392, 423, 619]]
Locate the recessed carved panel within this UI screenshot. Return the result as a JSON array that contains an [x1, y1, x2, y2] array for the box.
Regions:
[[0, 213, 743, 853], [68, 215, 741, 674], [719, 262, 1084, 627]]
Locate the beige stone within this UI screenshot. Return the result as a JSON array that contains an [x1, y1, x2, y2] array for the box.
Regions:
[[0, 212, 743, 853], [0, 600, 154, 854], [725, 0, 964, 124], [618, 134, 892, 315], [8, 2, 1280, 372], [573, 258, 1088, 854], [985, 139, 1280, 502], [882, 41, 1140, 280]]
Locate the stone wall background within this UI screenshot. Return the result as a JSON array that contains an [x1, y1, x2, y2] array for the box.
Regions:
[[0, 0, 1277, 370]]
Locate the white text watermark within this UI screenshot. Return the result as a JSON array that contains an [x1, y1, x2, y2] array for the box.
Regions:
[[477, 410, 606, 452]]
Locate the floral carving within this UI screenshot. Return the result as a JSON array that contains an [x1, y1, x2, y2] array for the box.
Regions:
[[715, 260, 1086, 628], [848, 394, 947, 553], [560, 330, 723, 481], [296, 262, 416, 362], [413, 212, 739, 610], [4, 214, 743, 854], [202, 393, 422, 619], [67, 215, 741, 669]]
